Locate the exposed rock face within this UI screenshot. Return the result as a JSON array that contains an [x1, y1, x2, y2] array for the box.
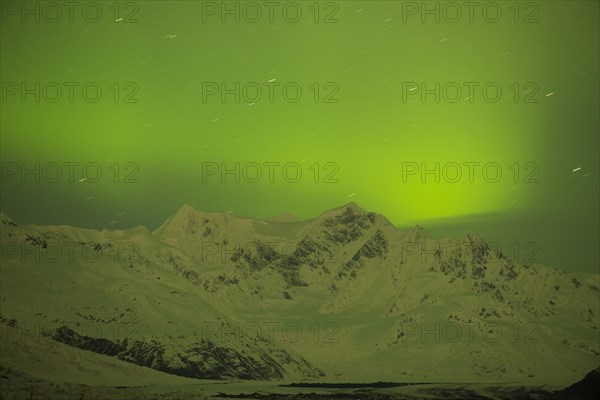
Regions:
[[50, 325, 323, 380], [0, 203, 598, 384]]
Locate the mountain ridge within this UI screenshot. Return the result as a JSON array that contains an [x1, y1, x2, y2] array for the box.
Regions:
[[0, 203, 598, 385]]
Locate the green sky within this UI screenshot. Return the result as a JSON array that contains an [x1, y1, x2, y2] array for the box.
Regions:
[[1, 1, 598, 272]]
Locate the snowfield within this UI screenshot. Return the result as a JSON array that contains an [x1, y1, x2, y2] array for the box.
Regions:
[[0, 204, 598, 398]]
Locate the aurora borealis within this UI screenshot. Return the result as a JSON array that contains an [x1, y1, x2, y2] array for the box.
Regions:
[[1, 1, 598, 272]]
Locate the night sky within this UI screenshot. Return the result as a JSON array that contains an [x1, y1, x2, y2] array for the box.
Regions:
[[1, 1, 598, 272]]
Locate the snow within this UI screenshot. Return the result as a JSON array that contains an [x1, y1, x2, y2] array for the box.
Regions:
[[0, 204, 598, 395]]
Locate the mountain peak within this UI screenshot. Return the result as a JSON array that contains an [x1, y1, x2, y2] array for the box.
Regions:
[[0, 212, 17, 226], [176, 204, 196, 214], [153, 204, 203, 236], [315, 202, 372, 222], [344, 201, 363, 210], [463, 233, 485, 244], [335, 202, 367, 214], [405, 224, 430, 242], [267, 212, 298, 222]]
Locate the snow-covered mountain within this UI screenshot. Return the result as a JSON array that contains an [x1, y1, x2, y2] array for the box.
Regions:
[[0, 203, 598, 388]]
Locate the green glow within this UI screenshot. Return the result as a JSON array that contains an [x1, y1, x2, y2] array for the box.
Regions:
[[1, 1, 598, 270]]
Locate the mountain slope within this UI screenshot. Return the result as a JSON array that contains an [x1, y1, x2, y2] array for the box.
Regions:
[[0, 204, 598, 387]]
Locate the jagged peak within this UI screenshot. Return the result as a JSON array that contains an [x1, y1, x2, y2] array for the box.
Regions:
[[154, 204, 253, 237], [170, 203, 202, 222], [340, 202, 366, 213], [0, 212, 17, 226], [319, 202, 368, 218], [152, 204, 203, 236], [405, 224, 430, 242], [175, 203, 197, 214], [462, 233, 488, 246]]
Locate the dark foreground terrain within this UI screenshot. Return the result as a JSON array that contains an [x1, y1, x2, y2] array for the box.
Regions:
[[2, 368, 599, 400]]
